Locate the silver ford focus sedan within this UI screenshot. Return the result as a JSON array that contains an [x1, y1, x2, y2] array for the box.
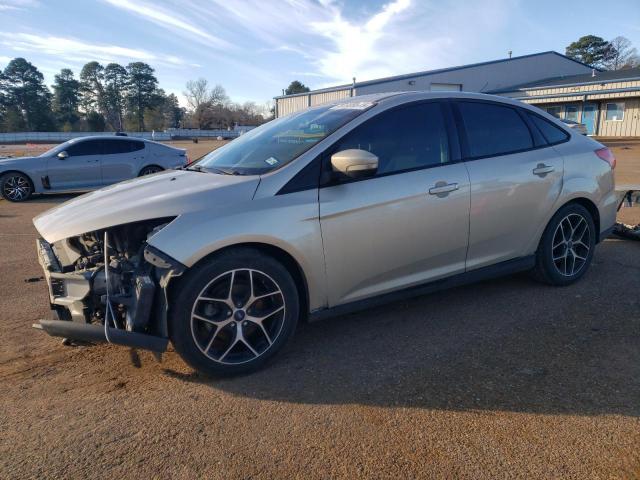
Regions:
[[32, 92, 618, 376], [0, 135, 188, 201]]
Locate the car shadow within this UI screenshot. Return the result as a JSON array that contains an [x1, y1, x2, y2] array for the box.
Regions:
[[163, 241, 640, 417]]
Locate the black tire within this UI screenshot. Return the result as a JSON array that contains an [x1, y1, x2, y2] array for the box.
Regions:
[[0, 172, 33, 202], [532, 203, 596, 286], [139, 165, 163, 176], [169, 248, 299, 376]]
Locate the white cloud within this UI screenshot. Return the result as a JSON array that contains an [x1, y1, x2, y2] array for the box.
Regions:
[[0, 33, 195, 68], [0, 0, 39, 11], [102, 0, 232, 49]]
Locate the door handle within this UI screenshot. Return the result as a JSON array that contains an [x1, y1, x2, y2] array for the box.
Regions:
[[533, 163, 554, 176], [429, 182, 459, 196]]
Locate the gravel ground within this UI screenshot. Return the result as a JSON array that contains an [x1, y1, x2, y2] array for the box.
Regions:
[[1, 142, 639, 479]]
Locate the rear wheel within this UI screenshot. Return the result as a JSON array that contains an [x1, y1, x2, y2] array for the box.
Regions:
[[533, 203, 596, 286], [0, 172, 33, 202], [169, 248, 299, 376], [139, 165, 163, 176]]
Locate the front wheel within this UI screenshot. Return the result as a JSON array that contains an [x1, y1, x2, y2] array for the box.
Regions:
[[169, 248, 299, 376], [139, 165, 163, 176], [533, 203, 596, 286], [0, 172, 33, 202]]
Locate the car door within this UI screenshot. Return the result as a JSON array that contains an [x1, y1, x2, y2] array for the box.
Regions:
[[47, 138, 103, 190], [319, 101, 471, 307], [101, 138, 145, 185], [454, 100, 564, 270]]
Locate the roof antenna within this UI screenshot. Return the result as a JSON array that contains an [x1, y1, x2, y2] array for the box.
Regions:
[[508, 50, 512, 59]]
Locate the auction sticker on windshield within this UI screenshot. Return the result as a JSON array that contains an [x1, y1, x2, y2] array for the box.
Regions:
[[265, 157, 279, 166], [329, 102, 374, 110]]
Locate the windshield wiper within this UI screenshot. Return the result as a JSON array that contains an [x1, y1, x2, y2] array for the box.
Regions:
[[186, 165, 232, 175]]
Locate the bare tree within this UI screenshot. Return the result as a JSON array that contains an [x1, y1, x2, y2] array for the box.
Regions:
[[604, 36, 639, 70], [183, 78, 211, 111]]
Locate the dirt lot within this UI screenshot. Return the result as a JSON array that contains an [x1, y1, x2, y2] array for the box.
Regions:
[[1, 141, 639, 479], [0, 139, 229, 162]]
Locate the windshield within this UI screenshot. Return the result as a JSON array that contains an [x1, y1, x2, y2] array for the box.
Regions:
[[195, 102, 374, 175]]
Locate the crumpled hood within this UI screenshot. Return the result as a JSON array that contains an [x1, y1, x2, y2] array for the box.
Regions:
[[33, 170, 260, 243]]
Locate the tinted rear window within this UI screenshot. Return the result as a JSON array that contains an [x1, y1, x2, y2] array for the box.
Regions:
[[457, 102, 533, 158], [103, 139, 144, 154], [527, 113, 569, 144]]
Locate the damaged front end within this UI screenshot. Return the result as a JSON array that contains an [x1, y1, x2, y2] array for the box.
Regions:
[[34, 217, 184, 353]]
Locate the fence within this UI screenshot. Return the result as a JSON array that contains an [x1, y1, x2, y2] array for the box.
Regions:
[[0, 127, 254, 144]]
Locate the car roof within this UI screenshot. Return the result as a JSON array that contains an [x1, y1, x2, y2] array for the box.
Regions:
[[68, 135, 146, 142], [327, 90, 537, 109]]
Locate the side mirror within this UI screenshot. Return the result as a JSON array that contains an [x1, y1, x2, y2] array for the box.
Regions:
[[330, 149, 378, 178], [57, 151, 69, 160]]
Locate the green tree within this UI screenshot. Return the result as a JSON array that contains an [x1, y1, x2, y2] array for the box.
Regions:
[[162, 92, 184, 128], [52, 68, 81, 127], [103, 63, 128, 131], [79, 61, 105, 117], [86, 110, 106, 131], [0, 57, 53, 131], [565, 35, 614, 68], [125, 62, 158, 131], [284, 80, 310, 95]]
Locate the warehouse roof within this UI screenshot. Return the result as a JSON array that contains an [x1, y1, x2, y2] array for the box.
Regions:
[[274, 51, 594, 99], [490, 67, 640, 93]]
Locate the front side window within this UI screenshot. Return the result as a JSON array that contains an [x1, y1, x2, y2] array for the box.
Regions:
[[66, 139, 102, 156], [565, 105, 579, 122], [196, 102, 373, 175], [605, 102, 624, 121], [457, 101, 533, 158], [331, 102, 450, 176]]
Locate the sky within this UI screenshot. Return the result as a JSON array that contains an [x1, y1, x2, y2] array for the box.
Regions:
[[0, 0, 639, 106]]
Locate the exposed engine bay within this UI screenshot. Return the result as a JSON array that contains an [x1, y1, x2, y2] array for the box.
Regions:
[[37, 217, 183, 343]]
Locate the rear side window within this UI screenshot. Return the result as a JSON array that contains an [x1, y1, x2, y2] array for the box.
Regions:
[[103, 139, 144, 154], [457, 102, 533, 158], [332, 102, 450, 176], [527, 113, 569, 145], [66, 140, 102, 156]]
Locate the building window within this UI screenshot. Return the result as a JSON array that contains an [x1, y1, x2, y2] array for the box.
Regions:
[[545, 106, 562, 118], [605, 102, 624, 121], [565, 105, 579, 122]]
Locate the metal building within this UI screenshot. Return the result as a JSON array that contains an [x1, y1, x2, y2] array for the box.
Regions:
[[274, 51, 592, 117], [493, 67, 640, 137]]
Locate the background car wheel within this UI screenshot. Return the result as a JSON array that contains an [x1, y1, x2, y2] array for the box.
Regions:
[[139, 165, 163, 176], [0, 172, 33, 202], [169, 248, 299, 376], [533, 203, 596, 286]]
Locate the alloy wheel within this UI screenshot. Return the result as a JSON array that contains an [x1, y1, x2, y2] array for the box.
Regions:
[[2, 175, 31, 201], [190, 269, 286, 365], [551, 213, 591, 277]]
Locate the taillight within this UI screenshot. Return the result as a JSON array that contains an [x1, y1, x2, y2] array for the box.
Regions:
[[595, 147, 616, 169]]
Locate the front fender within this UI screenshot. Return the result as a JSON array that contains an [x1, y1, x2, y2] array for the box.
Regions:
[[147, 189, 327, 311]]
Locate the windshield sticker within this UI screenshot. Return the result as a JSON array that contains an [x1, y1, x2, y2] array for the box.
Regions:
[[329, 102, 374, 110], [265, 157, 279, 166]]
